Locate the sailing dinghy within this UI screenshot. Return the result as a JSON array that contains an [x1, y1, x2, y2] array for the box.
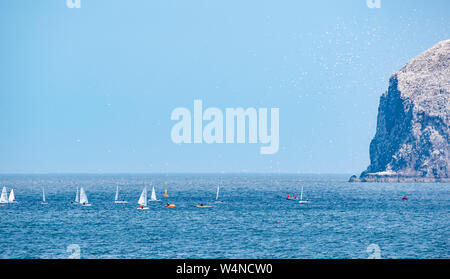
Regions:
[[72, 187, 80, 204], [214, 185, 224, 203], [41, 188, 48, 205], [8, 189, 16, 203], [79, 187, 91, 206], [0, 187, 8, 204], [149, 186, 160, 202], [114, 185, 128, 204], [137, 187, 149, 210], [298, 186, 310, 204]]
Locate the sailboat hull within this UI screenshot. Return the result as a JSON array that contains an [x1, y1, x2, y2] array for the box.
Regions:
[[114, 201, 128, 204]]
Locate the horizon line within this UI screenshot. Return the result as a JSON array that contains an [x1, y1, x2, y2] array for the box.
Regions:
[[0, 172, 354, 176]]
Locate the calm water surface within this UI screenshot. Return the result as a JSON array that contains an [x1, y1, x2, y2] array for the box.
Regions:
[[0, 174, 448, 259]]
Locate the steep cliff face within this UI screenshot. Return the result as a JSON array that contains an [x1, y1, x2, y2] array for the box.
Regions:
[[356, 40, 450, 182]]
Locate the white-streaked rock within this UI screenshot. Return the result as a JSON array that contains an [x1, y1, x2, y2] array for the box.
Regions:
[[355, 40, 449, 182]]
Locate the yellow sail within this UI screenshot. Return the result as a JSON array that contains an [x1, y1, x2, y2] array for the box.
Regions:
[[163, 189, 169, 197]]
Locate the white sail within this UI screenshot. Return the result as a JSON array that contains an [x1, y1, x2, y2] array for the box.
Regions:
[[150, 186, 157, 201], [114, 185, 128, 203], [79, 187, 88, 204], [216, 185, 220, 201], [115, 185, 119, 201], [8, 189, 15, 203], [298, 186, 310, 204], [42, 188, 46, 202], [138, 187, 147, 206], [0, 187, 8, 203], [75, 187, 80, 203]]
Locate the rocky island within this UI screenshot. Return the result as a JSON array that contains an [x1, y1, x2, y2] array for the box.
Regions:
[[350, 40, 450, 182]]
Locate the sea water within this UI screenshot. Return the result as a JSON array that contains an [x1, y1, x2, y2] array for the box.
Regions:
[[0, 174, 448, 259]]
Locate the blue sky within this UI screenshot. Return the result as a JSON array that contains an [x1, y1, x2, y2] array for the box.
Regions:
[[0, 0, 449, 173]]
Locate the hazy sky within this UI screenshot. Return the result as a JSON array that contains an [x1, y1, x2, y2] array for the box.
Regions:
[[0, 0, 449, 173]]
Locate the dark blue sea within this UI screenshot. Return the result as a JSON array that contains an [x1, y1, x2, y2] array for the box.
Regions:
[[0, 174, 448, 259]]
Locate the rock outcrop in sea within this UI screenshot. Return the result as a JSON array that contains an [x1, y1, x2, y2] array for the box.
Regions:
[[350, 40, 450, 182]]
